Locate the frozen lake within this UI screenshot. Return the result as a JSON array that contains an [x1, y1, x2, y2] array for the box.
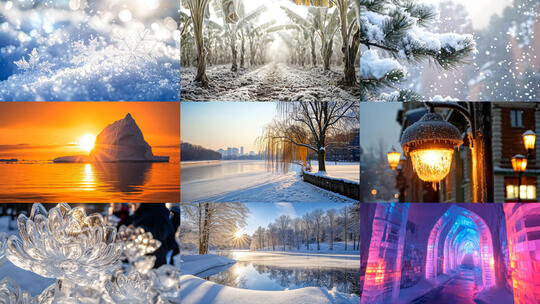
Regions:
[[198, 251, 360, 297], [180, 160, 358, 203], [0, 161, 180, 202]]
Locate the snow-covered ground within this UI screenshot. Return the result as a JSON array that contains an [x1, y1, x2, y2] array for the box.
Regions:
[[181, 160, 358, 203], [250, 242, 359, 255], [179, 253, 359, 304], [180, 274, 359, 304], [181, 254, 236, 276], [0, 2, 180, 101], [181, 63, 360, 102], [310, 162, 360, 183]]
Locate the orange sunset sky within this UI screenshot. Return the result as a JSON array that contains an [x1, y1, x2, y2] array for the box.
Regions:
[[0, 102, 180, 160]]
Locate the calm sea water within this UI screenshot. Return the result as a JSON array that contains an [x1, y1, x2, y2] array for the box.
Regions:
[[201, 261, 361, 296], [0, 161, 180, 202]]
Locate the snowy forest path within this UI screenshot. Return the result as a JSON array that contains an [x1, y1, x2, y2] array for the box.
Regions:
[[180, 63, 359, 101]]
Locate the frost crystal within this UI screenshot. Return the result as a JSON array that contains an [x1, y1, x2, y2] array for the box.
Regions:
[[0, 278, 35, 304], [6, 203, 121, 286], [106, 272, 158, 304], [13, 49, 54, 74], [117, 225, 162, 263], [0, 232, 7, 265]]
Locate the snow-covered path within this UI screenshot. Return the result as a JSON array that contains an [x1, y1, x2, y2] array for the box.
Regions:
[[181, 162, 356, 202], [181, 63, 359, 101]]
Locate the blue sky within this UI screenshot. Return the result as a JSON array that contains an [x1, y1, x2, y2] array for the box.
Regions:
[[181, 102, 277, 153], [243, 202, 350, 234], [360, 102, 402, 153]]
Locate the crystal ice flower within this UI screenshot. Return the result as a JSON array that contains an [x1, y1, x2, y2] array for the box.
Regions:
[[0, 278, 35, 304], [106, 271, 158, 304], [149, 265, 180, 302], [7, 203, 121, 286], [0, 232, 7, 265], [117, 225, 161, 262]]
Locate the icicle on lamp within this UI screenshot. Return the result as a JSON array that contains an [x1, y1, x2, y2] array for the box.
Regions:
[[386, 147, 401, 170], [511, 154, 527, 173], [522, 130, 536, 152], [401, 112, 463, 189]]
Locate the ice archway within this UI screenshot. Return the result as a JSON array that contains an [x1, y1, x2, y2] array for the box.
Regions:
[[425, 205, 495, 288]]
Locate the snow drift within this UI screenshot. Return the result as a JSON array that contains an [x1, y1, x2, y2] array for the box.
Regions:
[[54, 113, 168, 163]]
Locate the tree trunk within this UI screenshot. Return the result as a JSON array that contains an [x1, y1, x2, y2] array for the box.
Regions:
[[317, 148, 326, 172], [330, 225, 334, 250], [230, 34, 238, 72], [338, 1, 357, 86], [344, 215, 348, 251], [310, 35, 316, 66], [323, 39, 333, 71], [317, 228, 320, 251], [240, 36, 245, 69], [192, 7, 209, 86]]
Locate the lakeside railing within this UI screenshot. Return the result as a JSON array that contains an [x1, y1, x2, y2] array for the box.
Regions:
[[301, 170, 360, 200]]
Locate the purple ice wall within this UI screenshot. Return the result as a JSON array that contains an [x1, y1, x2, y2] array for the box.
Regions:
[[504, 203, 540, 304], [361, 203, 409, 304]]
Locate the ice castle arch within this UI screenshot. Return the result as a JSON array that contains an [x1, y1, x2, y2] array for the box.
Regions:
[[425, 205, 495, 288]]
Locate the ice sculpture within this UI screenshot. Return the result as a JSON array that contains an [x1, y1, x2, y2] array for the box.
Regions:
[[106, 271, 158, 304], [150, 265, 181, 301], [6, 203, 121, 285], [0, 232, 7, 265], [117, 225, 162, 262], [1, 203, 180, 303], [0, 278, 34, 304]]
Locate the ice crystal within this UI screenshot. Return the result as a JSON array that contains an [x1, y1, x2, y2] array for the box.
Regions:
[[6, 203, 122, 286], [117, 225, 162, 263], [149, 265, 181, 302], [0, 278, 35, 304], [13, 49, 54, 74], [0, 232, 7, 265], [106, 271, 158, 304]]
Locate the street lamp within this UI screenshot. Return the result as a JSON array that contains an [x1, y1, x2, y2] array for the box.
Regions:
[[387, 147, 401, 170], [511, 154, 527, 202], [522, 130, 536, 155], [401, 111, 463, 189]]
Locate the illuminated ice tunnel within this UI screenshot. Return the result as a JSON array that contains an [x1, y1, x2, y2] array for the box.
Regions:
[[425, 205, 495, 288]]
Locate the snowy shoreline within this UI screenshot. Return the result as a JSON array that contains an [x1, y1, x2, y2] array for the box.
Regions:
[[179, 253, 360, 304]]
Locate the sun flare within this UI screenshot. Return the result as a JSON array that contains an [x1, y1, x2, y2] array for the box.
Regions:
[[78, 134, 96, 152], [234, 230, 244, 239]]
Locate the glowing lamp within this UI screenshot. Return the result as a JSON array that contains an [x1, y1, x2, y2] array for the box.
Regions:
[[386, 148, 401, 170], [511, 154, 527, 173], [401, 112, 463, 184], [522, 130, 536, 151]]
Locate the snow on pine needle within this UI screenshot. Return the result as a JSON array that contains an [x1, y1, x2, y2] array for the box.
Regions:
[[0, 3, 180, 101]]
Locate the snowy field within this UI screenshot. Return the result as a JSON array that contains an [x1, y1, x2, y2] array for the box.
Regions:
[[179, 253, 360, 304], [180, 161, 357, 203], [181, 63, 360, 102], [0, 1, 180, 101], [227, 250, 359, 270]]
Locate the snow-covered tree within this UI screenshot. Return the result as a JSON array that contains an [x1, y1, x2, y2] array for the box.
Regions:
[[360, 0, 477, 100], [259, 101, 358, 173], [340, 205, 349, 250], [181, 202, 248, 254], [326, 209, 337, 250]]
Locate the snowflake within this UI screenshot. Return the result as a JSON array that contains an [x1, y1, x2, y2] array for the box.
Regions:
[[13, 48, 54, 74], [113, 29, 159, 65]]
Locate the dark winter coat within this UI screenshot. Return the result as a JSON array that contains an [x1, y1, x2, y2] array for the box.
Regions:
[[131, 203, 178, 268]]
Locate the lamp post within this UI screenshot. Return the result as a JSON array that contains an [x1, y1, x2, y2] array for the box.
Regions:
[[511, 154, 527, 202], [512, 130, 536, 202], [400, 109, 463, 190], [387, 147, 401, 170]]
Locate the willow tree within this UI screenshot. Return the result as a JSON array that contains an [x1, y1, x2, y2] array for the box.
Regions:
[[258, 102, 358, 173], [292, 0, 360, 86]]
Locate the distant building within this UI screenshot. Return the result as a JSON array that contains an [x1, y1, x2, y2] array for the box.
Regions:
[[240, 146, 244, 155], [232, 147, 239, 156], [249, 151, 255, 156], [227, 147, 232, 157], [217, 148, 225, 156]]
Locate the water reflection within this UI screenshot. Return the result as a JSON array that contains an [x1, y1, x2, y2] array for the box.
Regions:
[[203, 261, 360, 296], [81, 164, 95, 191], [93, 162, 152, 193]]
